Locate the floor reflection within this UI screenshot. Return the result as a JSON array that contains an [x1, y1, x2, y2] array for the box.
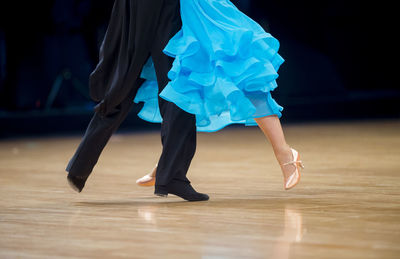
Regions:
[[137, 205, 159, 225], [67, 198, 305, 258], [135, 201, 305, 258], [271, 206, 304, 259]]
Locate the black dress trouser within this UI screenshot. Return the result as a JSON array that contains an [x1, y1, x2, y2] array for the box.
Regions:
[[66, 0, 196, 193]]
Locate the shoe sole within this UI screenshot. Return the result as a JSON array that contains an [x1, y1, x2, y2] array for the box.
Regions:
[[137, 178, 156, 187]]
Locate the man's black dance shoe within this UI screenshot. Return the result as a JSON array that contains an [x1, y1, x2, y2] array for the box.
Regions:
[[155, 180, 209, 202]]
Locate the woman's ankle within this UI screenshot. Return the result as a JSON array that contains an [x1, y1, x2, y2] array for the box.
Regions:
[[274, 144, 292, 163]]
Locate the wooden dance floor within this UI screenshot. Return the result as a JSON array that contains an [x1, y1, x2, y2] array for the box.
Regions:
[[0, 120, 399, 258]]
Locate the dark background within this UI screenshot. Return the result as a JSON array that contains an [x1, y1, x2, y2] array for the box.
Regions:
[[0, 0, 398, 137]]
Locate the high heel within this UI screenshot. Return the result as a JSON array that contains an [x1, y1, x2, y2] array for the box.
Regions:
[[136, 165, 157, 187], [282, 148, 304, 190]]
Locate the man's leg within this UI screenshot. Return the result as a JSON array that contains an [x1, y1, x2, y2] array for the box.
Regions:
[[66, 0, 168, 192], [66, 83, 141, 192], [156, 96, 197, 187], [150, 0, 208, 201]]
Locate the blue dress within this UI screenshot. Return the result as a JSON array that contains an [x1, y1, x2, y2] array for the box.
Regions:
[[134, 0, 284, 132]]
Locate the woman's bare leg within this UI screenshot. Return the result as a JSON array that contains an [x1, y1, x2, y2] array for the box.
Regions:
[[254, 115, 298, 181]]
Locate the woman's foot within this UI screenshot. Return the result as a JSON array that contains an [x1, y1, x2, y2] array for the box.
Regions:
[[136, 165, 157, 187], [277, 147, 304, 190]]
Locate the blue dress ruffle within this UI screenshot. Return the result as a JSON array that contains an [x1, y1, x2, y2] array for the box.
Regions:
[[134, 0, 284, 132]]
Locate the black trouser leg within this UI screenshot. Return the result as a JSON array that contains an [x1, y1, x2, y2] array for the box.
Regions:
[[156, 99, 197, 188], [150, 0, 197, 193], [67, 0, 166, 180], [66, 83, 141, 179]]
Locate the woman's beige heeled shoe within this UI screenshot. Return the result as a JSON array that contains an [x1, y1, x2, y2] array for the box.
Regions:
[[136, 165, 157, 187], [282, 148, 304, 190]]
